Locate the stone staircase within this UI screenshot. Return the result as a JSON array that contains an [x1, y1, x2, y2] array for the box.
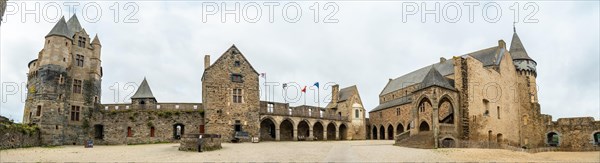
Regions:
[[395, 131, 435, 149]]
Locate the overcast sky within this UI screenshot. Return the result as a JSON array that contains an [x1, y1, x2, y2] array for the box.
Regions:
[[1, 1, 598, 122]]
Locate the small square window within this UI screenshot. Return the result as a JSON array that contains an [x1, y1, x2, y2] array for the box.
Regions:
[[175, 105, 180, 109], [234, 61, 241, 67], [231, 74, 243, 83], [193, 105, 198, 110]]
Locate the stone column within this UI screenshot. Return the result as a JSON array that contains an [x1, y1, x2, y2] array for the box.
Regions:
[[433, 101, 439, 149], [335, 127, 340, 140], [293, 129, 298, 141], [323, 131, 328, 141], [275, 126, 280, 141]]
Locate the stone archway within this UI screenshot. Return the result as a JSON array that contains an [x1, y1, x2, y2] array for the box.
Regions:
[[372, 126, 378, 140], [259, 118, 276, 141], [396, 123, 404, 134], [387, 124, 394, 140], [547, 132, 559, 146], [280, 119, 294, 141], [327, 123, 336, 140], [438, 96, 454, 124], [298, 120, 310, 140], [593, 132, 600, 145], [173, 123, 185, 140], [313, 122, 324, 140], [339, 124, 347, 140], [379, 125, 385, 139], [441, 138, 455, 148], [419, 121, 430, 131]]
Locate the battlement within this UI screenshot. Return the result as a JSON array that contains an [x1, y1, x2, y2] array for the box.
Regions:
[[102, 103, 202, 112]]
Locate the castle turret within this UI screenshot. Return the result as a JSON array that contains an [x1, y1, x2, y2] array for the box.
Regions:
[[91, 34, 102, 79], [510, 26, 538, 103]]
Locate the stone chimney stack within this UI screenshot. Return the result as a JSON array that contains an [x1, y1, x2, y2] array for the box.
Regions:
[[204, 55, 210, 70], [332, 84, 339, 104], [498, 40, 506, 49]]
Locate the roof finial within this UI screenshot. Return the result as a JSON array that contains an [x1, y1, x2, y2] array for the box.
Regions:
[[513, 22, 516, 33]]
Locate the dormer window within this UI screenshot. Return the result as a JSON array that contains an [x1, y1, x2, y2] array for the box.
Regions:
[[78, 36, 86, 48], [231, 74, 243, 83]]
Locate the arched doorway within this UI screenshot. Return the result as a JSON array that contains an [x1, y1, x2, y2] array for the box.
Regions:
[[372, 126, 378, 140], [259, 118, 276, 141], [441, 138, 455, 148], [419, 121, 430, 131], [593, 132, 600, 145], [387, 124, 394, 140], [173, 123, 185, 140], [313, 122, 324, 140], [547, 132, 559, 146], [280, 119, 294, 141], [298, 121, 310, 140], [497, 133, 503, 144], [327, 123, 336, 140], [396, 123, 405, 134], [438, 97, 454, 124], [379, 125, 385, 139], [339, 124, 347, 140]]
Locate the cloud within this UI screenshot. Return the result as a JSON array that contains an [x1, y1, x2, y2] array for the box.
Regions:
[[1, 1, 598, 122]]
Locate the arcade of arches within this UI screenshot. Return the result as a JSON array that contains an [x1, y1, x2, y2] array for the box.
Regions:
[[259, 116, 350, 141]]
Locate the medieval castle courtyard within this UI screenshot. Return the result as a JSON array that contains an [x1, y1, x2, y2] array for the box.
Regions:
[[2, 140, 598, 162]]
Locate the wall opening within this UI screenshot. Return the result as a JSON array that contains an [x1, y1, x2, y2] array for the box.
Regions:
[[127, 127, 132, 137], [94, 124, 104, 139], [260, 118, 276, 141], [280, 119, 294, 141], [594, 132, 600, 145], [372, 126, 378, 140], [397, 123, 405, 134], [419, 121, 430, 131], [387, 124, 394, 140], [339, 124, 347, 140], [327, 123, 336, 140], [150, 127, 156, 137], [298, 121, 310, 140], [379, 125, 385, 139], [313, 122, 324, 140], [173, 123, 185, 140], [441, 138, 455, 148], [547, 132, 559, 147]]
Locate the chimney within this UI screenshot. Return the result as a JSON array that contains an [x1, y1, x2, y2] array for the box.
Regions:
[[204, 55, 210, 70], [332, 84, 339, 103], [498, 40, 506, 48]]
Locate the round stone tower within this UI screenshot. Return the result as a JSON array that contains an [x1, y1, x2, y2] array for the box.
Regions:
[[509, 26, 538, 103]]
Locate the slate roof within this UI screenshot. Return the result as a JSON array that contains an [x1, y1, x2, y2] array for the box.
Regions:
[[419, 66, 455, 91], [379, 45, 502, 96], [131, 78, 155, 99], [509, 31, 533, 60], [45, 14, 84, 39], [92, 34, 101, 45], [338, 85, 357, 102], [370, 96, 412, 112], [46, 17, 71, 39]]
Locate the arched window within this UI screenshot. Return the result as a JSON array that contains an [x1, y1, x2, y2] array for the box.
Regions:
[[547, 132, 559, 146]]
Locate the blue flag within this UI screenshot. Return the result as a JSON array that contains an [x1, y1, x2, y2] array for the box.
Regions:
[[313, 82, 319, 88]]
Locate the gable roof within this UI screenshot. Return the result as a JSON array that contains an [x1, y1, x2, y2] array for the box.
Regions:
[[131, 78, 155, 99], [202, 45, 260, 80], [46, 17, 71, 39], [379, 45, 501, 96], [419, 66, 455, 91]]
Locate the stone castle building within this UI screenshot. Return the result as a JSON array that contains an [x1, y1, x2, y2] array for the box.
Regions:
[[22, 15, 366, 146], [368, 27, 600, 150]]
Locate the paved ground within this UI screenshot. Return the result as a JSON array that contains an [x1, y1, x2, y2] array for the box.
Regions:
[[1, 140, 599, 162]]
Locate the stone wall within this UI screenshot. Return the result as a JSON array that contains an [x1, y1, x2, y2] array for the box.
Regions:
[[90, 106, 204, 145], [545, 117, 600, 151], [0, 121, 41, 149], [179, 134, 222, 152]]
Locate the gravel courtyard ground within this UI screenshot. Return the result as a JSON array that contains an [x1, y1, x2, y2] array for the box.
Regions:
[[1, 140, 599, 162]]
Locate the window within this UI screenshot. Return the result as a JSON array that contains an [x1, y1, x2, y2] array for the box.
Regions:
[[288, 108, 292, 115], [419, 103, 425, 113], [483, 99, 490, 116], [58, 94, 63, 100], [231, 74, 243, 83], [36, 105, 42, 116], [233, 88, 243, 103], [320, 110, 324, 118], [73, 79, 82, 94], [58, 75, 64, 84], [234, 61, 241, 67], [267, 103, 274, 113], [355, 109, 360, 118], [396, 108, 400, 116], [497, 106, 500, 119], [70, 106, 80, 121], [309, 108, 312, 117], [76, 54, 84, 67], [78, 36, 86, 48], [379, 112, 383, 118], [58, 107, 61, 113]]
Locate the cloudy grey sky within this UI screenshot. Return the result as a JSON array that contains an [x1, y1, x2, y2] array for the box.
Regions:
[[1, 1, 598, 122]]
